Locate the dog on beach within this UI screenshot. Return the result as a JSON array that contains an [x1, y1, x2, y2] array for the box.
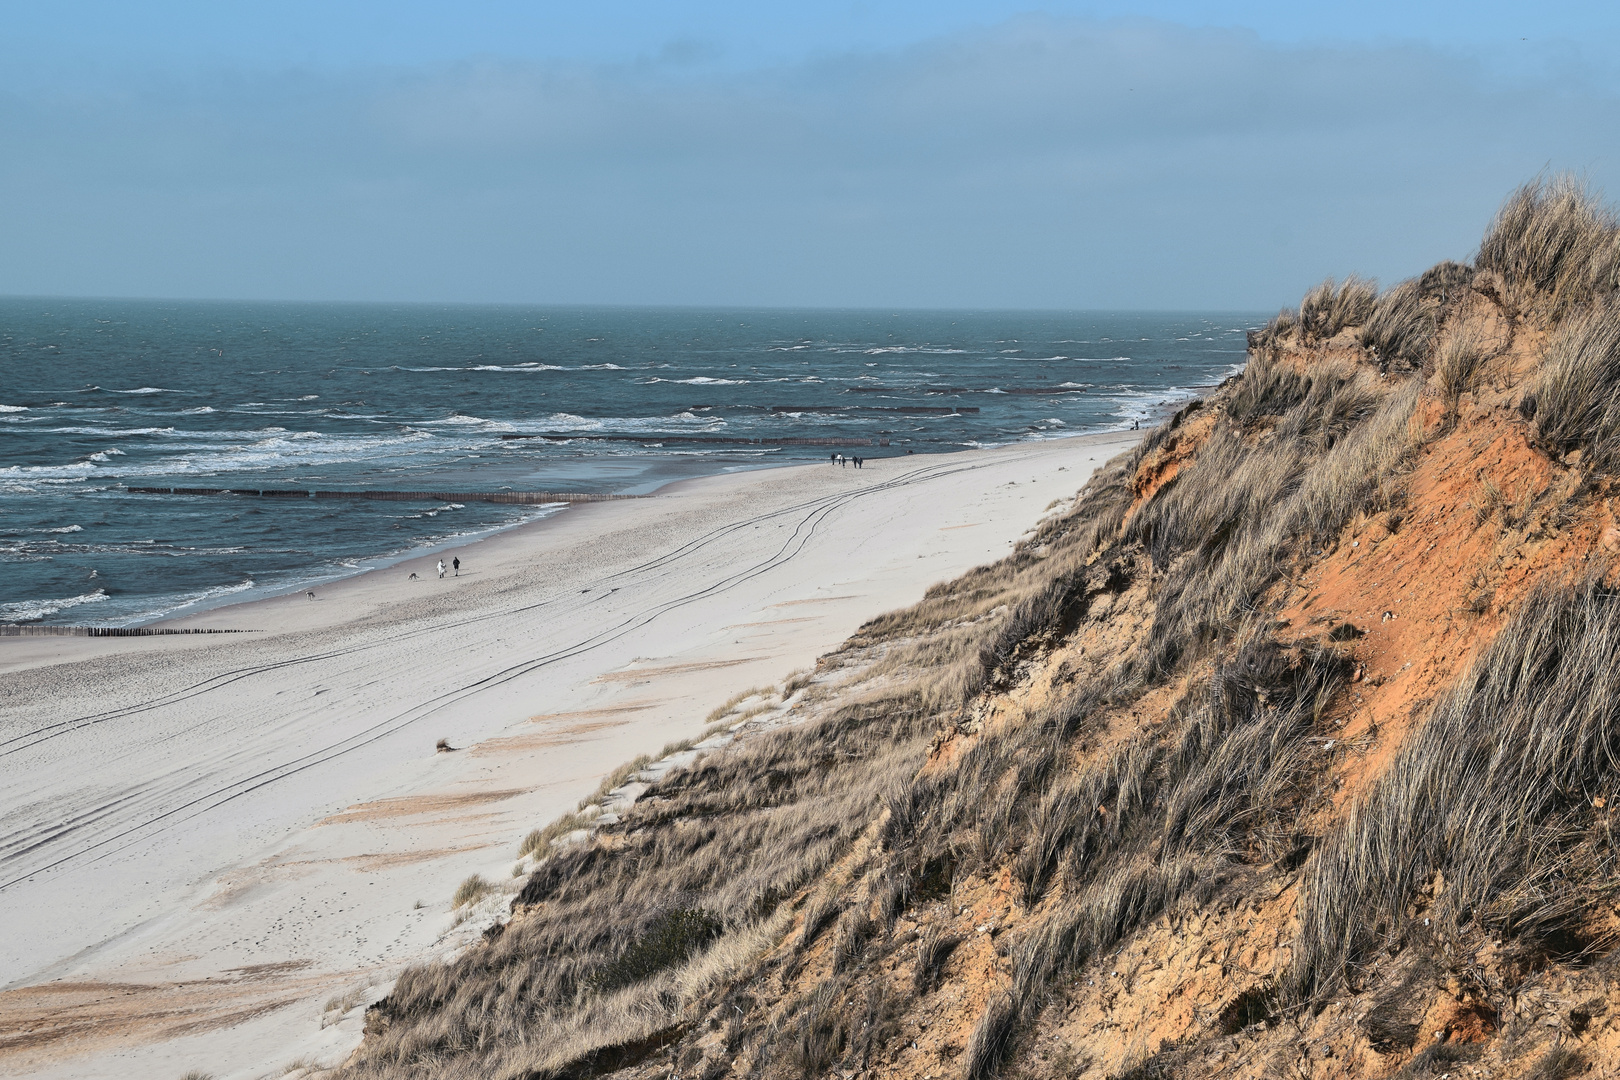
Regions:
[[306, 591, 316, 600], [408, 572, 419, 580]]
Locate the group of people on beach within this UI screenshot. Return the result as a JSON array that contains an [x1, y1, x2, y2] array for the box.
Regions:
[[830, 453, 865, 469]]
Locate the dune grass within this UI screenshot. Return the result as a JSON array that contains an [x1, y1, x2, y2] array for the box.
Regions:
[[1288, 576, 1620, 1003], [1523, 294, 1620, 469], [1477, 175, 1620, 319], [336, 176, 1620, 1080], [451, 874, 492, 909], [1298, 275, 1377, 343]]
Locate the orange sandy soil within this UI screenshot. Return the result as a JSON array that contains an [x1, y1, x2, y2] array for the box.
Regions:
[[593, 309, 1620, 1080]]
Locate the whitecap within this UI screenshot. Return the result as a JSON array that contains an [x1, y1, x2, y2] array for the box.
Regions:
[[0, 589, 108, 623], [0, 404, 26, 412], [0, 462, 96, 480], [422, 414, 517, 431], [116, 579, 256, 624], [399, 363, 567, 373], [38, 524, 84, 534], [109, 387, 183, 395]]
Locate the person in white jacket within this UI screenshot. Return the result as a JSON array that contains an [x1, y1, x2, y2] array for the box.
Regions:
[[437, 559, 446, 579]]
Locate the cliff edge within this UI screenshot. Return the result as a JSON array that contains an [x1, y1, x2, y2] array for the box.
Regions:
[[339, 176, 1620, 1080]]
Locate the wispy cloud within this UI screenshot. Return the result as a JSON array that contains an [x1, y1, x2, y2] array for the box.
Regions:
[[2, 16, 1616, 307]]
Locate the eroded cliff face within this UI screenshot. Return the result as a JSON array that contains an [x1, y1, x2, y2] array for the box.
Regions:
[[342, 180, 1620, 1080]]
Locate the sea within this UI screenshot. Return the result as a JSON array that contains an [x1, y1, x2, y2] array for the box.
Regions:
[[0, 301, 1259, 627]]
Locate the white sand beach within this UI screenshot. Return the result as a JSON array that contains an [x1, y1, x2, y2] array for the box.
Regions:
[[0, 432, 1136, 1079]]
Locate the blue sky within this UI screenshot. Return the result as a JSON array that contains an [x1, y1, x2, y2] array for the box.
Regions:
[[2, 2, 1617, 308]]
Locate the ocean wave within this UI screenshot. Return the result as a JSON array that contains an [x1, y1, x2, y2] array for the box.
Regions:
[[1105, 384, 1203, 426], [420, 414, 518, 431], [389, 360, 622, 373], [510, 411, 726, 436], [2, 428, 444, 482], [87, 449, 126, 462], [115, 578, 257, 625], [0, 462, 97, 480], [399, 363, 566, 373], [38, 524, 84, 534], [0, 404, 26, 412], [407, 503, 465, 518], [35, 426, 181, 437], [1, 538, 250, 558], [107, 387, 185, 395], [179, 406, 217, 414], [0, 589, 108, 623], [661, 448, 781, 456]]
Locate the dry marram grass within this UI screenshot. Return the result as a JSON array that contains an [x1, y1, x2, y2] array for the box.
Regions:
[[333, 177, 1620, 1080]]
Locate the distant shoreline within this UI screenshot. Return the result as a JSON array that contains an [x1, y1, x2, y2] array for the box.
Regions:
[[128, 423, 1192, 631]]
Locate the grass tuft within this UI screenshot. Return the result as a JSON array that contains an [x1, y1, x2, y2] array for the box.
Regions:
[[1299, 275, 1377, 343], [1477, 173, 1620, 318], [1360, 278, 1437, 369], [1523, 294, 1620, 471], [588, 907, 721, 993], [451, 874, 492, 909], [912, 926, 962, 995]]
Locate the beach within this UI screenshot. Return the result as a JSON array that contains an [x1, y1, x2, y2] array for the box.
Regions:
[[0, 432, 1136, 1079]]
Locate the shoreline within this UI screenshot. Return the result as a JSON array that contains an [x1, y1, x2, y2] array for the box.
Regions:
[[0, 430, 1139, 1079], [18, 423, 1192, 637], [2, 431, 1127, 637]]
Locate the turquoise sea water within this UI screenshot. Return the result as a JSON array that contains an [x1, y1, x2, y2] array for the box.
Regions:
[[0, 301, 1258, 626]]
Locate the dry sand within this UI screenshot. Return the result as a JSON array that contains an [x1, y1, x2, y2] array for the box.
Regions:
[[0, 432, 1136, 1079]]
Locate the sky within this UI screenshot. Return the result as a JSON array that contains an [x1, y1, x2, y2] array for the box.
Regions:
[[1, 2, 1617, 309]]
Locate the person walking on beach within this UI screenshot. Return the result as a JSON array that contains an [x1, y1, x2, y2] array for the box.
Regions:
[[437, 558, 446, 579], [453, 556, 460, 576]]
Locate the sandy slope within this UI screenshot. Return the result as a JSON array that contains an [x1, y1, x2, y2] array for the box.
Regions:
[[0, 433, 1135, 1079]]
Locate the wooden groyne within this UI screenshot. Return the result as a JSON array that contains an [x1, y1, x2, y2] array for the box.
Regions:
[[0, 625, 252, 637], [767, 405, 978, 414], [126, 488, 645, 504], [499, 434, 885, 447]]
